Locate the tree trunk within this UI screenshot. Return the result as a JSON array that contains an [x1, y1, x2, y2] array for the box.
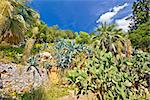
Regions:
[[126, 39, 132, 59], [22, 38, 35, 65], [21, 27, 39, 65]]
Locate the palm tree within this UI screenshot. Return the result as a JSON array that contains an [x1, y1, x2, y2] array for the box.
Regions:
[[94, 23, 132, 57], [0, 0, 39, 44], [0, 0, 26, 44]]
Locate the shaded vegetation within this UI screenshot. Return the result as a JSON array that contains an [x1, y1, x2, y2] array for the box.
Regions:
[[129, 0, 150, 51]]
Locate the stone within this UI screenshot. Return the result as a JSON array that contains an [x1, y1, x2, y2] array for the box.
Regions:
[[0, 62, 48, 95], [0, 81, 3, 89]]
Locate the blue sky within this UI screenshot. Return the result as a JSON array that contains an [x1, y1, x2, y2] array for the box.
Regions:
[[29, 0, 135, 32]]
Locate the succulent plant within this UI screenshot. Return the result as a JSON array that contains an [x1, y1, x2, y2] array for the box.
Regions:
[[54, 39, 91, 68], [67, 49, 150, 99], [27, 55, 41, 77]]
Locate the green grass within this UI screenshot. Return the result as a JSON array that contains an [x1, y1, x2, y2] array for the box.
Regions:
[[18, 84, 69, 100]]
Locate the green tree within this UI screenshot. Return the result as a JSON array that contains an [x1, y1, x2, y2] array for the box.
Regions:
[[129, 22, 150, 51], [35, 25, 76, 43], [75, 31, 91, 44], [129, 0, 150, 51], [130, 0, 149, 30], [94, 23, 132, 57], [95, 24, 122, 51]]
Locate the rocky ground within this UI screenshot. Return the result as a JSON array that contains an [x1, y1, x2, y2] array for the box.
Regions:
[[0, 62, 48, 98], [0, 61, 95, 100]]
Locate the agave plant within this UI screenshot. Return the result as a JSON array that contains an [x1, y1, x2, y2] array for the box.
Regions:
[[54, 39, 91, 69], [27, 55, 41, 77], [27, 51, 54, 78]]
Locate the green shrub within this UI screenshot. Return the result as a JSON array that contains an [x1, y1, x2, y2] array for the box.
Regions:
[[18, 85, 68, 100], [67, 49, 150, 100], [18, 87, 46, 100], [0, 46, 24, 63]]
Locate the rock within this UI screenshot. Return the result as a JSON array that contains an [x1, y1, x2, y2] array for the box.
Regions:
[[0, 62, 48, 95], [0, 74, 3, 89], [0, 81, 3, 89], [39, 52, 52, 58]]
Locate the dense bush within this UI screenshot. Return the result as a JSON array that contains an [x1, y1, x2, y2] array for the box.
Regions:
[[0, 46, 24, 63], [67, 49, 150, 100]]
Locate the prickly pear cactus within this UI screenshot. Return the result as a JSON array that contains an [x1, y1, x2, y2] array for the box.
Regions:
[[67, 49, 150, 100]]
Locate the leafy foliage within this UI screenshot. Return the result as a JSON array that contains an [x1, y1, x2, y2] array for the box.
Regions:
[[27, 55, 41, 77], [130, 0, 149, 30], [94, 24, 132, 57], [0, 45, 24, 63], [0, 0, 149, 99], [129, 0, 150, 51], [129, 21, 150, 51], [75, 31, 91, 44], [35, 25, 76, 44], [67, 48, 150, 99]]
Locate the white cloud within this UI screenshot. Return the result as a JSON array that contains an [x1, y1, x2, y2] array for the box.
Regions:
[[96, 3, 128, 24], [115, 15, 132, 32]]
